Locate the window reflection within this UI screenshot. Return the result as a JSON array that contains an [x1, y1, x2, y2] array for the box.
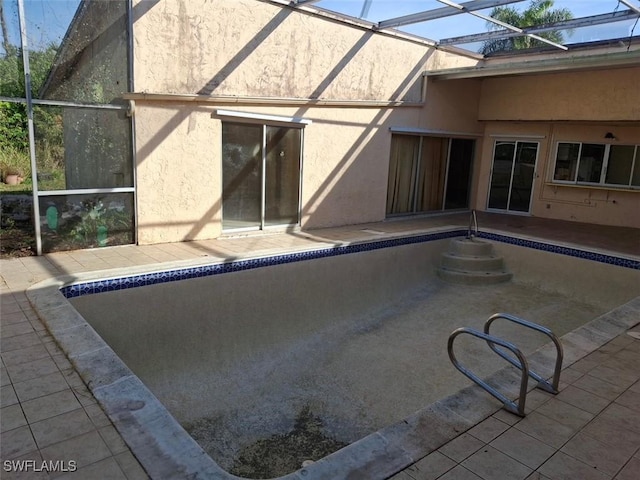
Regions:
[[39, 192, 134, 252], [34, 105, 133, 191]]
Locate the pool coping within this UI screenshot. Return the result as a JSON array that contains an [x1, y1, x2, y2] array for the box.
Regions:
[[25, 227, 640, 480]]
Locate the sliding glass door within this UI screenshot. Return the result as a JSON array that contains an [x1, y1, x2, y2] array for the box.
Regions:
[[488, 141, 539, 213], [222, 122, 301, 230], [386, 135, 474, 216]]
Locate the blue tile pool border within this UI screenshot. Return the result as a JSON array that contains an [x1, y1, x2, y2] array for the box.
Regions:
[[477, 231, 640, 270], [60, 229, 639, 299]]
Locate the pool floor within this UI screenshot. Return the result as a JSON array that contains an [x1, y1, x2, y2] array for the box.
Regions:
[[169, 279, 606, 474]]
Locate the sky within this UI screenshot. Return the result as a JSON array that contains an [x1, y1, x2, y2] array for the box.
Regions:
[[1, 0, 638, 56], [1, 0, 80, 54], [312, 0, 639, 48]]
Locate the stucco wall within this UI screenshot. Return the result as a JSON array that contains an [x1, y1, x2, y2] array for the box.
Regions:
[[475, 122, 640, 228], [131, 0, 483, 244], [134, 100, 484, 244], [478, 67, 640, 122], [135, 103, 222, 244], [132, 0, 477, 101]]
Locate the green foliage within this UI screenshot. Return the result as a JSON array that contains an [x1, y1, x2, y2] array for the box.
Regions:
[[0, 45, 23, 96], [64, 199, 132, 247], [481, 0, 573, 55], [33, 105, 64, 178], [1, 43, 61, 189], [0, 143, 30, 180], [0, 43, 58, 97], [28, 45, 58, 96], [0, 101, 28, 151]]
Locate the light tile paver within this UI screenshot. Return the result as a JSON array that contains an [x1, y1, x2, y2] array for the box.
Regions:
[[513, 411, 578, 449], [533, 398, 594, 430], [437, 464, 483, 480], [4, 356, 59, 383], [588, 364, 639, 389], [98, 425, 129, 455], [0, 450, 48, 480], [21, 389, 82, 424], [614, 389, 640, 413], [13, 371, 69, 402], [438, 433, 485, 463], [561, 431, 634, 476], [570, 374, 626, 401], [1, 331, 42, 352], [1, 403, 28, 432], [490, 427, 556, 470], [113, 451, 149, 480], [1, 382, 18, 407], [467, 416, 511, 444], [462, 445, 532, 480], [40, 430, 112, 469], [53, 457, 128, 480], [554, 385, 611, 415], [597, 403, 640, 436], [1, 425, 38, 459], [83, 403, 111, 428], [614, 457, 640, 480], [404, 451, 456, 479], [581, 416, 640, 458], [538, 451, 609, 480], [30, 408, 96, 449]]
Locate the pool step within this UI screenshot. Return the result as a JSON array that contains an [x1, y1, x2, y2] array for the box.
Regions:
[[437, 238, 512, 285]]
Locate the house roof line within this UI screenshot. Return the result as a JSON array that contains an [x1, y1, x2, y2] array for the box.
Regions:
[[423, 49, 640, 79]]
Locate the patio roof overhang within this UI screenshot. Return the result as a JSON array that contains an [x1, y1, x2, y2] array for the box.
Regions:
[[422, 42, 640, 79]]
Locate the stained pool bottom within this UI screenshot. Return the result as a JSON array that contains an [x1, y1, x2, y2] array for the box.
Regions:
[[169, 280, 606, 475], [188, 406, 346, 478]]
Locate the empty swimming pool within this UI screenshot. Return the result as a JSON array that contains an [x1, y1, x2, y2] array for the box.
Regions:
[[30, 229, 640, 479]]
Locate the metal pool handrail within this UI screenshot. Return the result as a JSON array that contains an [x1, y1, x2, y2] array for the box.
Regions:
[[467, 209, 478, 239], [448, 328, 530, 417], [484, 313, 564, 394]]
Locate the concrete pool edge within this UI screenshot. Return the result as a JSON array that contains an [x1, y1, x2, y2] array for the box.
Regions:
[[25, 232, 640, 479]]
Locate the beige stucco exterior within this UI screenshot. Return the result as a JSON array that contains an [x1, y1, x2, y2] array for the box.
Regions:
[[475, 122, 640, 227], [131, 0, 482, 244], [471, 66, 640, 228], [129, 0, 639, 244], [478, 67, 640, 122]]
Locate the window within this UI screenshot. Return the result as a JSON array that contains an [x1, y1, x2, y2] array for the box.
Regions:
[[553, 142, 640, 188]]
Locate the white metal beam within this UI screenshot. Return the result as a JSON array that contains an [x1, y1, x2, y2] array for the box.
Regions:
[[619, 0, 640, 15], [437, 0, 567, 50], [439, 10, 639, 46], [377, 0, 523, 29], [359, 0, 373, 19]]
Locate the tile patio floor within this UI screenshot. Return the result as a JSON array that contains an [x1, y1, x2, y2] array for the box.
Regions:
[[1, 213, 639, 479]]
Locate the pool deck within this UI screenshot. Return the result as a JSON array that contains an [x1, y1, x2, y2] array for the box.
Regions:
[[1, 212, 639, 479]]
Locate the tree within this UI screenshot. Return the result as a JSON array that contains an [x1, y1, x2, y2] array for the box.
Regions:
[[480, 0, 573, 55]]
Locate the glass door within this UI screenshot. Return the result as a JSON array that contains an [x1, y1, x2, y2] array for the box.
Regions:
[[222, 122, 302, 230], [488, 141, 538, 213], [222, 123, 263, 230], [264, 126, 301, 227], [386, 135, 474, 216]]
